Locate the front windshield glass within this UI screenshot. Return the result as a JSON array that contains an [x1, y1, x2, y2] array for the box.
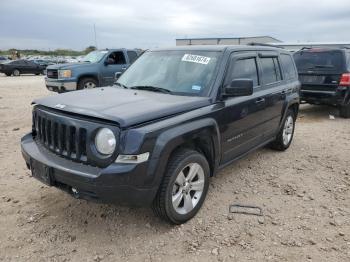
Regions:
[[82, 50, 108, 63], [116, 50, 221, 96]]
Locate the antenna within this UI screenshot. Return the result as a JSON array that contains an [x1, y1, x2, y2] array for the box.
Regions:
[[93, 24, 98, 48]]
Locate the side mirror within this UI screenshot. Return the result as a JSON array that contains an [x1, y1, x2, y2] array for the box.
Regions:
[[224, 79, 254, 97], [114, 72, 122, 81]]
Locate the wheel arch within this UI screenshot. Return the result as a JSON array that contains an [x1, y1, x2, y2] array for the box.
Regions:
[[150, 118, 221, 182], [77, 74, 99, 86]]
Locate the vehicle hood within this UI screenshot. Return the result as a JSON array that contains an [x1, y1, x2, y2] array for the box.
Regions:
[[34, 87, 211, 127], [46, 62, 93, 70]]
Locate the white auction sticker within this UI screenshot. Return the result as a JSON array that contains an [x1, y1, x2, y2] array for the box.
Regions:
[[181, 54, 211, 65]]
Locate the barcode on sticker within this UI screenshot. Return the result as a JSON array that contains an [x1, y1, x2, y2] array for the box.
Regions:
[[182, 54, 211, 65]]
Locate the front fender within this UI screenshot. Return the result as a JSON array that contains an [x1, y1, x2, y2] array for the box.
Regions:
[[146, 118, 220, 187]]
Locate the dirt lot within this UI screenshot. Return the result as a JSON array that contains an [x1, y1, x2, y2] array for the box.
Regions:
[[0, 74, 349, 262]]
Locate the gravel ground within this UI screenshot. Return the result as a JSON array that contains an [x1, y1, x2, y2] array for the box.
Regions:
[[0, 74, 349, 262]]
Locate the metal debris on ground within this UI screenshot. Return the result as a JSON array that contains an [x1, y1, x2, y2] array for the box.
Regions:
[[229, 204, 263, 216]]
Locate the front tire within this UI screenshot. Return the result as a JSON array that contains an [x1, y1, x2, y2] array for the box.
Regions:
[[339, 104, 350, 118], [270, 109, 296, 151], [152, 149, 210, 224], [78, 77, 98, 90]]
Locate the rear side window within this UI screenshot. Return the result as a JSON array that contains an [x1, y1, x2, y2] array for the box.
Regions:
[[280, 54, 297, 80], [229, 58, 259, 87], [293, 50, 344, 71], [127, 51, 138, 64], [260, 57, 281, 84]]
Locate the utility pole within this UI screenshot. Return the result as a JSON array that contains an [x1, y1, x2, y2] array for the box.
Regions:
[[93, 24, 98, 48]]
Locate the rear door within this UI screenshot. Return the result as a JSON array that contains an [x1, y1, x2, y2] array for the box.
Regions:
[[293, 50, 345, 92], [256, 52, 286, 138], [220, 51, 267, 164]]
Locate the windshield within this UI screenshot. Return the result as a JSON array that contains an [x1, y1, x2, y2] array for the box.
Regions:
[[293, 50, 344, 71], [116, 50, 221, 96], [82, 50, 108, 63]]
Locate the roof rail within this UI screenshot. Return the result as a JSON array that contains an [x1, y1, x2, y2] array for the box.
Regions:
[[247, 42, 284, 49]]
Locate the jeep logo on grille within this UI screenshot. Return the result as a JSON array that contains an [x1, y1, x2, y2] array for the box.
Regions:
[[55, 104, 66, 109]]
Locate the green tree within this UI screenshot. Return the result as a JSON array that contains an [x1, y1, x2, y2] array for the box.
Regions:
[[84, 46, 97, 54]]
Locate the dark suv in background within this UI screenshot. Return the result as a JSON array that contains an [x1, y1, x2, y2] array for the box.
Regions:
[[21, 45, 300, 224], [293, 48, 350, 118]]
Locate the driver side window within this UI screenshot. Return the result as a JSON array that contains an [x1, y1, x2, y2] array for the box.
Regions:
[[107, 52, 126, 65], [227, 58, 259, 87]]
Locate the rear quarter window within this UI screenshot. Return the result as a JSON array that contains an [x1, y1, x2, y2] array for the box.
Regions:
[[280, 54, 297, 80]]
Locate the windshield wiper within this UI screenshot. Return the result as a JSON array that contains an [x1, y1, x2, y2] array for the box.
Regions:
[[308, 64, 334, 69], [130, 85, 172, 94], [114, 82, 128, 89]]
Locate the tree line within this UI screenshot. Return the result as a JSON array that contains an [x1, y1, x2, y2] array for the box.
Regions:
[[0, 46, 97, 57]]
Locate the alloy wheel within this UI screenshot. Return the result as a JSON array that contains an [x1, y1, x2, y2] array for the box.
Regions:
[[172, 163, 205, 215], [282, 115, 294, 145]]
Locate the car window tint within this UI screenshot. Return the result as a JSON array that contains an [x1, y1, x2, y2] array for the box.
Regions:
[[108, 52, 126, 65], [127, 51, 138, 63], [260, 57, 279, 84], [280, 54, 297, 80], [229, 58, 259, 87]]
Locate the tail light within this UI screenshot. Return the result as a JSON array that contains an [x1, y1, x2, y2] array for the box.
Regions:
[[339, 73, 350, 87]]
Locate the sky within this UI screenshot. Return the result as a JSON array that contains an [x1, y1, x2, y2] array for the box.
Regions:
[[1, 0, 350, 50]]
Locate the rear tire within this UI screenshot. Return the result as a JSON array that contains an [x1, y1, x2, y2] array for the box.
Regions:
[[12, 69, 20, 76], [78, 77, 98, 90], [270, 109, 296, 151], [5, 73, 11, 76], [339, 104, 350, 118], [152, 149, 210, 224]]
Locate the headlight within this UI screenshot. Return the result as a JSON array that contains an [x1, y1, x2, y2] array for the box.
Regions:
[[58, 69, 72, 78], [95, 128, 116, 155]]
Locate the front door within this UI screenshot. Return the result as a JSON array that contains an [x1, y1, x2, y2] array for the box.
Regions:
[[220, 51, 267, 164], [101, 51, 128, 86]]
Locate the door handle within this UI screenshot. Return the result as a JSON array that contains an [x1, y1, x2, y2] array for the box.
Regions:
[[121, 67, 127, 70], [255, 98, 265, 104]]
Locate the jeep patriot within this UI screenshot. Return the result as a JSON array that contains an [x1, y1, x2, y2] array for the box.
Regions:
[[21, 45, 300, 224]]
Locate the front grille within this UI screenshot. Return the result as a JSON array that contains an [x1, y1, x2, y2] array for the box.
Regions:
[[33, 108, 88, 163], [46, 69, 58, 79]]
